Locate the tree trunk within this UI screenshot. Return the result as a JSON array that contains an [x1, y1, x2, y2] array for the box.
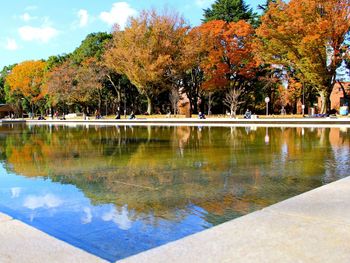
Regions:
[[208, 92, 212, 116], [98, 90, 102, 112], [231, 105, 237, 118], [117, 90, 121, 110], [116, 79, 121, 110], [146, 95, 153, 115], [187, 93, 192, 118]]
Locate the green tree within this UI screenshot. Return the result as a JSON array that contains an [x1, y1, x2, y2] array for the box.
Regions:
[[71, 32, 112, 65], [0, 65, 16, 104], [45, 54, 69, 71], [203, 0, 258, 26]]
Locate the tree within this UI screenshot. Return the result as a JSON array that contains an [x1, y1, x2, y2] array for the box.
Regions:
[[258, 0, 277, 12], [45, 54, 69, 71], [0, 65, 16, 104], [257, 0, 350, 113], [77, 58, 106, 112], [46, 60, 77, 108], [203, 0, 258, 26], [45, 32, 119, 115], [105, 10, 188, 114], [224, 87, 244, 118], [198, 20, 257, 113], [71, 32, 112, 65], [207, 91, 215, 115], [46, 59, 103, 114], [5, 60, 46, 115], [175, 26, 208, 116]]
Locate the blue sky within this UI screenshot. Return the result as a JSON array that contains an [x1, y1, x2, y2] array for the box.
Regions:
[[0, 0, 265, 69]]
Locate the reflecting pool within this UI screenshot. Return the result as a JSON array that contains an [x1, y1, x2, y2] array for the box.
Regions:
[[0, 124, 349, 261]]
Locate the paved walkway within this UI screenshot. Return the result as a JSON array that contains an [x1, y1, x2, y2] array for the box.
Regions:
[[120, 176, 350, 263], [0, 214, 106, 263]]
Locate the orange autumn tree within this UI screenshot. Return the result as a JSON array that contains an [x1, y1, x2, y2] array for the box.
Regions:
[[105, 10, 188, 114], [198, 20, 257, 117], [47, 59, 103, 113], [257, 0, 350, 113], [174, 26, 210, 116], [275, 79, 303, 113], [46, 60, 77, 107], [6, 60, 46, 114]]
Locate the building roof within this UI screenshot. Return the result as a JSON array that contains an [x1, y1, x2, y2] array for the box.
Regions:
[[0, 104, 14, 112]]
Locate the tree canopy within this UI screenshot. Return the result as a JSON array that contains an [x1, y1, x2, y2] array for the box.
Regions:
[[198, 20, 257, 90], [71, 32, 112, 64], [0, 64, 16, 103], [257, 0, 350, 113], [5, 60, 47, 109], [1, 3, 350, 117], [203, 0, 258, 26], [105, 10, 188, 114]]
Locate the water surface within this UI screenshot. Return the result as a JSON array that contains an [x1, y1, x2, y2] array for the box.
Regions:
[[0, 124, 349, 261]]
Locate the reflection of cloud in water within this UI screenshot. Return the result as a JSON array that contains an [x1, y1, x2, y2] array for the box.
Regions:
[[81, 207, 93, 224], [23, 194, 63, 210], [11, 187, 21, 198], [102, 206, 132, 230], [329, 145, 350, 179]]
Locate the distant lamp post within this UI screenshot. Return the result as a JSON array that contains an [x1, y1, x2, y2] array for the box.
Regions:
[[265, 97, 270, 116], [302, 104, 305, 116]]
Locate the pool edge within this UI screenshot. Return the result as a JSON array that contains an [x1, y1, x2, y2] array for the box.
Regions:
[[119, 176, 350, 263], [0, 213, 107, 263]]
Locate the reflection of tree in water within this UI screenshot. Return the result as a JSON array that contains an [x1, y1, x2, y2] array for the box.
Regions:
[[0, 124, 348, 226]]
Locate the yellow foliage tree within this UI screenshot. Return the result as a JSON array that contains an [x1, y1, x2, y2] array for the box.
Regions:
[[105, 10, 188, 114], [6, 60, 46, 114]]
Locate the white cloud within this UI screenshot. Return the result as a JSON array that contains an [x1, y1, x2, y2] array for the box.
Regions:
[[5, 38, 19, 51], [23, 194, 63, 210], [18, 25, 59, 43], [78, 9, 89, 27], [99, 2, 137, 28], [20, 12, 36, 22]]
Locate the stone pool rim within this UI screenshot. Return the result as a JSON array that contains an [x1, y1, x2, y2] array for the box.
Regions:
[[1, 117, 350, 127]]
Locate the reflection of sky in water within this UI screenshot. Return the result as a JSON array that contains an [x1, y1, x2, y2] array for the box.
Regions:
[[0, 126, 349, 262], [0, 165, 210, 262]]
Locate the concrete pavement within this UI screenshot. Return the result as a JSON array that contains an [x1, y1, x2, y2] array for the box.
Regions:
[[0, 214, 107, 263]]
